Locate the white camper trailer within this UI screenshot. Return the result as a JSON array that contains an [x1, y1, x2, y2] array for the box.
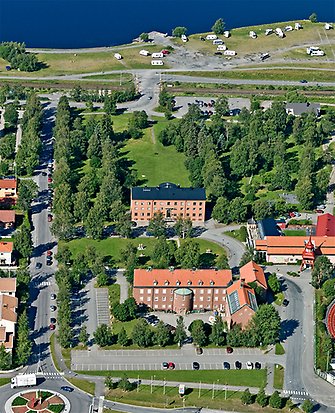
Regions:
[[114, 53, 122, 60], [151, 60, 164, 66], [249, 31, 257, 39]]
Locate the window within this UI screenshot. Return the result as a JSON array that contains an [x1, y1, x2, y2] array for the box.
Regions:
[[141, 213, 144, 216], [167, 202, 170, 205], [147, 201, 151, 205], [174, 202, 178, 206], [147, 207, 150, 210], [199, 202, 203, 206], [207, 289, 211, 294], [181, 202, 184, 206], [200, 289, 204, 294], [162, 297, 166, 301], [140, 202, 144, 205], [154, 202, 156, 205], [154, 297, 158, 301], [170, 297, 173, 301], [194, 304, 198, 309], [154, 304, 158, 309], [162, 304, 166, 309], [147, 297, 151, 302], [147, 213, 150, 216], [140, 296, 143, 301], [140, 289, 144, 294], [192, 213, 196, 217], [187, 202, 190, 206], [141, 207, 144, 210], [215, 289, 219, 294], [135, 202, 138, 205], [193, 202, 196, 205], [162, 289, 166, 294], [214, 297, 218, 301], [199, 304, 203, 308], [207, 297, 211, 301], [154, 289, 159, 294], [135, 207, 138, 210], [147, 289, 151, 294], [134, 213, 138, 216], [154, 207, 157, 211], [200, 296, 204, 301], [168, 305, 172, 309], [160, 202, 163, 205]]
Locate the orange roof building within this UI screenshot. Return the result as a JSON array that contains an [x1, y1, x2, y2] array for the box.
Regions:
[[133, 268, 233, 313], [316, 213, 335, 237], [256, 236, 335, 265], [226, 280, 258, 329], [0, 278, 17, 352], [0, 210, 15, 228], [0, 242, 13, 266], [239, 261, 267, 289], [0, 178, 17, 200]]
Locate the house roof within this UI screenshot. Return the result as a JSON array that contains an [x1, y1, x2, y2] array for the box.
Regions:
[[0, 179, 17, 189], [226, 280, 258, 315], [285, 102, 320, 116], [316, 213, 335, 237], [0, 278, 16, 293], [239, 261, 267, 289], [0, 294, 18, 323], [0, 242, 13, 253], [133, 268, 232, 288], [258, 218, 281, 238], [256, 236, 335, 255], [131, 182, 206, 201], [0, 210, 15, 223]]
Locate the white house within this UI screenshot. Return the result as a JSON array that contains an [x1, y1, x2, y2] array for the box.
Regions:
[[114, 53, 122, 60], [0, 242, 13, 266]]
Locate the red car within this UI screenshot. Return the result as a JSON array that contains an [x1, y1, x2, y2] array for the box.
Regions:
[[226, 347, 233, 354], [48, 177, 53, 183], [46, 250, 52, 257], [161, 49, 170, 55], [316, 209, 324, 214], [168, 362, 175, 370], [48, 214, 53, 222], [49, 323, 56, 330]]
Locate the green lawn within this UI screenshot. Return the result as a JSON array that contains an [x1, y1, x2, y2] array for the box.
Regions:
[[109, 284, 121, 308], [50, 333, 62, 372], [66, 378, 96, 395], [80, 369, 266, 387], [0, 377, 10, 387], [122, 126, 190, 187], [283, 229, 306, 236], [273, 365, 284, 389], [275, 343, 285, 355]]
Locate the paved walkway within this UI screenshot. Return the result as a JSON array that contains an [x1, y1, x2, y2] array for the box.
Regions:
[[95, 288, 111, 326], [116, 270, 129, 304]]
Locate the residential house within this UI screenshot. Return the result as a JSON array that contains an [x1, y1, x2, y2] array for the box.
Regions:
[[239, 260, 267, 290], [0, 242, 13, 265], [0, 178, 17, 201], [0, 210, 15, 229], [285, 102, 321, 117], [131, 182, 206, 224], [0, 278, 18, 352]]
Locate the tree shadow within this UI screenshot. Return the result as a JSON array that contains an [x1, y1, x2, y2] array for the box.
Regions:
[[280, 319, 299, 341]]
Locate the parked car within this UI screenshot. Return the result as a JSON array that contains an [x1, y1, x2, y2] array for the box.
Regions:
[[49, 323, 56, 330], [35, 262, 42, 269], [182, 337, 193, 344], [255, 362, 262, 370], [50, 318, 56, 324], [235, 361, 242, 370], [316, 209, 324, 214], [246, 361, 253, 370], [168, 362, 175, 370], [300, 79, 308, 83], [50, 305, 56, 312], [47, 176, 52, 183], [223, 362, 230, 370], [61, 386, 74, 392], [47, 250, 52, 257], [195, 347, 203, 355], [50, 293, 56, 300], [192, 361, 200, 370], [226, 347, 233, 354], [48, 214, 53, 222], [162, 362, 169, 369], [282, 299, 289, 307]]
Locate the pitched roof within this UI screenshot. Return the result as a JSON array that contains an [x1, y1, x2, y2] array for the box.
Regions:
[[226, 280, 258, 315], [258, 218, 281, 238], [0, 179, 17, 189], [133, 268, 232, 288], [0, 294, 18, 323], [131, 182, 206, 201], [256, 236, 335, 255], [239, 261, 267, 289], [0, 278, 16, 293], [0, 242, 13, 253], [316, 213, 335, 237], [285, 102, 320, 116], [0, 210, 15, 223]]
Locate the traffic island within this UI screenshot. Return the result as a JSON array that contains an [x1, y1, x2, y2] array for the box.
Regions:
[[5, 389, 70, 413]]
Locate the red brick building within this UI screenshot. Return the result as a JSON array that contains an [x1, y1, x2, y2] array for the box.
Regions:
[[130, 182, 206, 224], [226, 280, 258, 329], [239, 260, 267, 290], [133, 268, 232, 313]]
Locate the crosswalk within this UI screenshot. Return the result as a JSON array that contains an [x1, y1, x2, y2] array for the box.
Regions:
[[37, 372, 64, 380], [283, 389, 309, 397]]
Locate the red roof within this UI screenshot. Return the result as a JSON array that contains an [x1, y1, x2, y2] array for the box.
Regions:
[[326, 301, 335, 339], [239, 261, 267, 289], [0, 179, 16, 189], [133, 268, 232, 287], [0, 242, 13, 253], [0, 210, 15, 223], [316, 213, 335, 237], [226, 280, 257, 313]]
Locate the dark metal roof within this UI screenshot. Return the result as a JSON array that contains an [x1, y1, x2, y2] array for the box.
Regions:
[[258, 218, 281, 238], [285, 102, 320, 116], [131, 182, 206, 201]]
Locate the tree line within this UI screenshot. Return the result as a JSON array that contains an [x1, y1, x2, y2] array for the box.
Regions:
[[0, 42, 40, 72]]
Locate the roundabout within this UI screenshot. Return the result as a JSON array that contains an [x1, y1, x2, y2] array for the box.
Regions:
[[5, 389, 70, 413]]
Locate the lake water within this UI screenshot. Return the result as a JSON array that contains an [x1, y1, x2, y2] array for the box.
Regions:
[[0, 0, 334, 48]]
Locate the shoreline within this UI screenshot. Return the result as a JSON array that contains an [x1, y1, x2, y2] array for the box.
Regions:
[[25, 19, 333, 53]]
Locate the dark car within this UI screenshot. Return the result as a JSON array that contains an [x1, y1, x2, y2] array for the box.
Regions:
[[195, 347, 203, 355], [192, 361, 200, 370], [182, 337, 193, 345], [226, 346, 233, 354], [61, 386, 74, 392], [214, 52, 222, 55], [162, 362, 169, 369], [282, 299, 289, 307], [300, 79, 308, 83], [46, 258, 52, 266], [255, 362, 262, 370], [235, 361, 242, 370], [48, 214, 53, 222], [50, 305, 56, 312], [223, 362, 230, 370], [50, 317, 56, 324], [35, 262, 42, 269]]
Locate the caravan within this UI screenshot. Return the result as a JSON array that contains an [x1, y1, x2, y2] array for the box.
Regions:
[[249, 31, 257, 39], [206, 34, 218, 40], [224, 50, 236, 56], [114, 53, 122, 60], [151, 60, 164, 66], [213, 39, 224, 45]]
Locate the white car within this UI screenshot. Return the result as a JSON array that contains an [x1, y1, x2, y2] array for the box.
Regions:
[[246, 361, 253, 370]]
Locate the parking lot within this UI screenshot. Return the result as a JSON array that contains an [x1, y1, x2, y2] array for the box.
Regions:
[[72, 345, 285, 371]]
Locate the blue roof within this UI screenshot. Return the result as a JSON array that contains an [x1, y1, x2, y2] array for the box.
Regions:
[[131, 182, 206, 201], [258, 218, 281, 238]]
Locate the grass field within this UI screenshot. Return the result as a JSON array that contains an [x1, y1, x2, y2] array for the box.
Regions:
[[80, 369, 266, 387], [122, 125, 190, 187], [64, 237, 224, 266], [0, 45, 168, 77], [275, 343, 285, 355], [0, 377, 10, 387], [283, 229, 306, 236], [273, 365, 285, 389], [66, 377, 96, 395]]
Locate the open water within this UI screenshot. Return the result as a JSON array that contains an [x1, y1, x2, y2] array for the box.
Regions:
[[0, 0, 334, 48]]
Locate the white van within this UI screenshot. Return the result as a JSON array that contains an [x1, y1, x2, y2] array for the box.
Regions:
[[114, 53, 122, 60], [151, 60, 164, 66], [217, 45, 227, 51], [139, 50, 150, 56], [152, 52, 164, 58], [224, 50, 236, 56], [206, 34, 218, 40]]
